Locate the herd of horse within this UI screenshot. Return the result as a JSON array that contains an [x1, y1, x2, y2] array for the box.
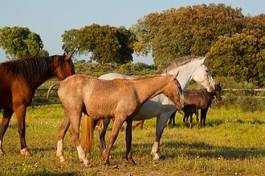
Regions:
[[0, 53, 222, 166]]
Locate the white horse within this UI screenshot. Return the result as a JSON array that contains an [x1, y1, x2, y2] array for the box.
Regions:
[[94, 56, 215, 160]]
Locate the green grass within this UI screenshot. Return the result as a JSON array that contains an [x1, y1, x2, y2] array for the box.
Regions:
[[1, 105, 265, 175]]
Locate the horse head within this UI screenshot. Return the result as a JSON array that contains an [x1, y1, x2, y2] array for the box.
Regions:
[[191, 57, 215, 92], [163, 56, 216, 92], [52, 50, 76, 80], [213, 82, 222, 101]]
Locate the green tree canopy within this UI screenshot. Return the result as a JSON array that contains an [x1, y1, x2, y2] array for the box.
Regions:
[[0, 26, 48, 58], [133, 4, 244, 67], [207, 30, 265, 87], [62, 24, 136, 64]]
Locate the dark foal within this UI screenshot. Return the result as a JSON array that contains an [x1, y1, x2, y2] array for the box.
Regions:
[[168, 83, 222, 128], [182, 105, 199, 128]]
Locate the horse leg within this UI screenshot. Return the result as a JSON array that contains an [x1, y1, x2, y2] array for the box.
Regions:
[[195, 109, 199, 122], [151, 113, 169, 160], [69, 111, 88, 166], [14, 105, 29, 155], [189, 113, 193, 129], [202, 108, 208, 127], [200, 109, 203, 128], [195, 109, 199, 127], [102, 115, 125, 164], [171, 111, 176, 126], [0, 109, 13, 155], [168, 114, 172, 125], [56, 111, 70, 162], [183, 111, 188, 123], [168, 111, 176, 126], [125, 118, 135, 164], [99, 118, 111, 155]]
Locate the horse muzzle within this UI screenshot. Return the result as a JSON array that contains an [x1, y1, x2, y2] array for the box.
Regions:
[[176, 95, 185, 109]]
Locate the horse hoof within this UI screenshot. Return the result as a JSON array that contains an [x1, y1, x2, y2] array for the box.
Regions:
[[59, 156, 65, 162], [79, 158, 83, 163], [20, 148, 31, 156], [159, 155, 166, 160], [83, 159, 89, 167], [152, 153, 165, 160], [152, 153, 160, 160], [103, 160, 110, 165], [128, 159, 136, 165], [101, 150, 111, 159], [0, 149, 5, 155]]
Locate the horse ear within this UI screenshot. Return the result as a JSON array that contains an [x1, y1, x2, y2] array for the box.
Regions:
[[65, 49, 76, 60], [65, 51, 73, 60], [201, 57, 206, 63]]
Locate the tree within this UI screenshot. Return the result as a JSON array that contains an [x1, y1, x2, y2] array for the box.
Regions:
[[207, 14, 265, 87], [207, 31, 265, 87], [62, 24, 136, 64], [0, 26, 48, 58], [133, 4, 244, 67]]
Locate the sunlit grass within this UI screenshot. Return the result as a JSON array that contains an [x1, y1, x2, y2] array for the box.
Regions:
[[1, 105, 265, 175]]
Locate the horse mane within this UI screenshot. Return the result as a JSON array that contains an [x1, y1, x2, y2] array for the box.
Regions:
[[0, 56, 53, 84], [132, 74, 169, 80], [162, 55, 204, 73]]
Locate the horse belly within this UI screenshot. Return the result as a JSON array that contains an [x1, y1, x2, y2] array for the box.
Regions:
[[85, 100, 116, 119], [0, 79, 33, 110], [132, 100, 162, 120]]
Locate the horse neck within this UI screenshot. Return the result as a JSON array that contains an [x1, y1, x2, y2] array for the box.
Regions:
[[132, 76, 171, 103], [167, 62, 198, 89], [1, 57, 54, 91], [208, 91, 216, 100], [31, 72, 53, 90], [202, 90, 214, 105], [28, 58, 54, 90]]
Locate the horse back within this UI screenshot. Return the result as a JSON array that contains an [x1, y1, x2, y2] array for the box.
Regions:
[[58, 74, 138, 118], [85, 79, 138, 117], [183, 90, 210, 109]]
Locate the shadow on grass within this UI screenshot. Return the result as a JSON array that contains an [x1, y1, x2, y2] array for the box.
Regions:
[[132, 141, 265, 160], [26, 171, 79, 176], [30, 147, 56, 153], [0, 123, 30, 129], [167, 118, 265, 129]]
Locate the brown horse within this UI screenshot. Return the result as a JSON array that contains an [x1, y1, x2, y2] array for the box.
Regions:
[[56, 74, 184, 166], [0, 53, 75, 155], [169, 83, 222, 128]]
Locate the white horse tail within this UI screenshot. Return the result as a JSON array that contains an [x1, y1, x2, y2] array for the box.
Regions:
[[81, 116, 94, 153]]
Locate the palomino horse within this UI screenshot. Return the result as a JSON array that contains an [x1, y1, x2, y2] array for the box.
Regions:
[[91, 56, 215, 160], [0, 53, 75, 155], [56, 74, 184, 165]]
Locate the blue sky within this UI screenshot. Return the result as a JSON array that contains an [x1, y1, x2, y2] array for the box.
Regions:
[[1, 0, 265, 64]]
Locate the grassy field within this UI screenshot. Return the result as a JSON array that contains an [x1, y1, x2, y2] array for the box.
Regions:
[[1, 105, 265, 176]]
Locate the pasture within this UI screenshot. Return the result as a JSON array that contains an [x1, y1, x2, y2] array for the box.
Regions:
[[1, 105, 265, 175]]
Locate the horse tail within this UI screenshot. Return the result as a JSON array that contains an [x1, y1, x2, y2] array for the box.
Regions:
[[81, 116, 94, 153]]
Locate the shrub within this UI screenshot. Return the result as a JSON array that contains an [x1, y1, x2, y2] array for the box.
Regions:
[[237, 96, 264, 112]]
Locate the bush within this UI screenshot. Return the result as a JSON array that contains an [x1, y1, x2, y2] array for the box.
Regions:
[[74, 61, 156, 76], [117, 62, 156, 75], [237, 96, 264, 112]]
